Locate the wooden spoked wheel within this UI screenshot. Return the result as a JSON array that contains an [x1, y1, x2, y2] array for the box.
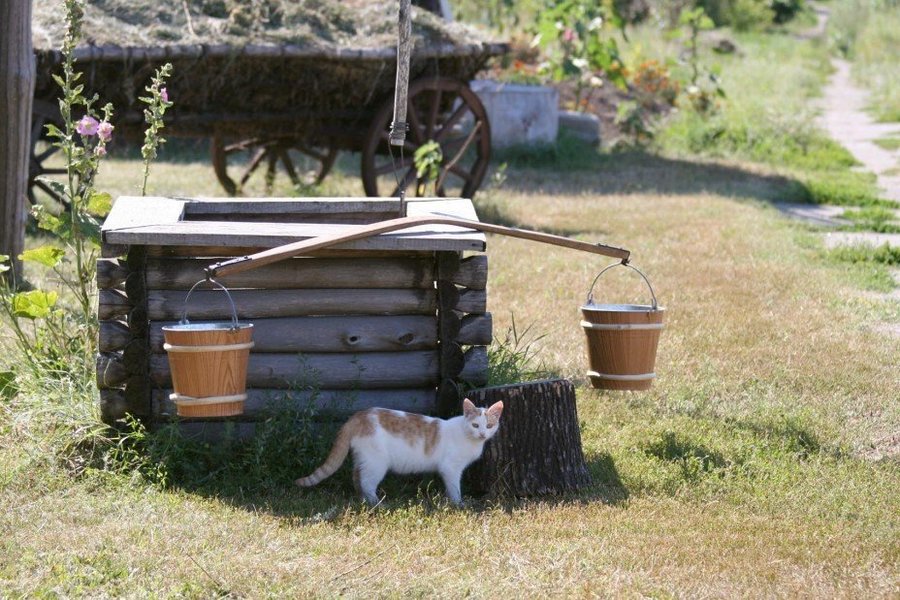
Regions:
[[28, 100, 69, 208], [211, 135, 338, 196], [362, 77, 491, 199]]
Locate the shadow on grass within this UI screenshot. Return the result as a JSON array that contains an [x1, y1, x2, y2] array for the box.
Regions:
[[496, 146, 813, 205], [138, 417, 630, 520]]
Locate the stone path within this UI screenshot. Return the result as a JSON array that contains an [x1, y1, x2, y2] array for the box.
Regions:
[[820, 59, 900, 203], [775, 6, 900, 249]]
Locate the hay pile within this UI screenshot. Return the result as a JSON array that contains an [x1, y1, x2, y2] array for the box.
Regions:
[[32, 0, 492, 51]]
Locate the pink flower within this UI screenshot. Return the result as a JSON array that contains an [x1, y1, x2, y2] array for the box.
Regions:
[[562, 28, 575, 42], [97, 121, 114, 142], [76, 115, 99, 136], [94, 145, 107, 157], [160, 87, 169, 103]]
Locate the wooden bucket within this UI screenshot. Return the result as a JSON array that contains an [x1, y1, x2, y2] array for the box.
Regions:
[[162, 279, 254, 417], [581, 263, 665, 391]]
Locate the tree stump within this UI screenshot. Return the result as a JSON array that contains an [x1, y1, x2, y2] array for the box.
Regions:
[[466, 379, 592, 497]]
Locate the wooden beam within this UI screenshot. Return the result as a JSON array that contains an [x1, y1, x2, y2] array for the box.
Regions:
[[145, 288, 438, 320], [148, 351, 440, 389], [152, 388, 438, 420], [208, 215, 629, 278], [148, 315, 438, 353], [145, 256, 435, 290], [458, 313, 492, 346]]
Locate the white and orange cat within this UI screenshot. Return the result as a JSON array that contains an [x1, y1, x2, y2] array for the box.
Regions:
[[296, 398, 503, 506]]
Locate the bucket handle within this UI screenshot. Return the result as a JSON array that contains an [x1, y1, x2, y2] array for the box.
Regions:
[[181, 278, 241, 330], [586, 262, 659, 310]]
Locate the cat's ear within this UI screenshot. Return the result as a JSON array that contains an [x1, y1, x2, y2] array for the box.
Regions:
[[487, 401, 504, 418], [462, 398, 477, 417]]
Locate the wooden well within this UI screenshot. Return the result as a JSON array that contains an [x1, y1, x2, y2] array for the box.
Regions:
[[97, 197, 491, 435]]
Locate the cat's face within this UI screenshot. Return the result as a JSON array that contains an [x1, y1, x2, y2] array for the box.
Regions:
[[462, 398, 503, 441]]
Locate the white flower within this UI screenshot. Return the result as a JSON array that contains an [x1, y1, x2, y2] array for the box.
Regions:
[[572, 58, 589, 70], [590, 76, 604, 87], [588, 17, 603, 30]]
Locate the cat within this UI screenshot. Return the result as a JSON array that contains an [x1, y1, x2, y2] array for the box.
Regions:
[[295, 398, 503, 506]]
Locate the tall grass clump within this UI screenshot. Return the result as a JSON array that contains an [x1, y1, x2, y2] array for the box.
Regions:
[[830, 0, 900, 122], [487, 316, 555, 386]]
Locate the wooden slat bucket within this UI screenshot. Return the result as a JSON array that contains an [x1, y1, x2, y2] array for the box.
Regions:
[[162, 279, 254, 417], [581, 263, 665, 391]]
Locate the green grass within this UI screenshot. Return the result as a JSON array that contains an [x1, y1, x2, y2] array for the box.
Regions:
[[630, 26, 896, 210], [839, 206, 900, 233], [873, 136, 900, 151], [3, 16, 900, 598]]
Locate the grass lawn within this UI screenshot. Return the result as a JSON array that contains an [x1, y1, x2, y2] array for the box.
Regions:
[[2, 13, 899, 597], [2, 142, 898, 596]]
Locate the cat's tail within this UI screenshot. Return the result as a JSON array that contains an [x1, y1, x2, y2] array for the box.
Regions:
[[295, 411, 371, 487]]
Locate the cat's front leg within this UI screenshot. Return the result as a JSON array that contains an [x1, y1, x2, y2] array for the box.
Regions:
[[439, 467, 465, 507]]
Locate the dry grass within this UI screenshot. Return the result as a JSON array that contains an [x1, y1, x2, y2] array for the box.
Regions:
[[2, 150, 899, 597]]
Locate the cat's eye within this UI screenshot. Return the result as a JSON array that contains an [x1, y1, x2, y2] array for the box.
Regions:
[[472, 423, 479, 428], [486, 424, 494, 429]]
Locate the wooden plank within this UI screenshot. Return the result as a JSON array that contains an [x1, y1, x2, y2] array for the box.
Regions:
[[182, 197, 400, 216], [96, 258, 129, 289], [152, 388, 438, 420], [146, 288, 438, 320], [103, 220, 486, 253], [99, 320, 132, 352], [457, 289, 487, 314], [98, 289, 131, 320], [101, 196, 185, 235], [149, 351, 440, 389], [148, 315, 438, 353], [406, 198, 479, 221], [144, 245, 432, 258], [460, 346, 489, 386], [458, 313, 492, 346], [183, 211, 400, 225], [145, 257, 435, 290], [99, 388, 151, 422]]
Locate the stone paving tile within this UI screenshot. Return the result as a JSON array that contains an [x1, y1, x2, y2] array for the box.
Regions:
[[773, 203, 848, 227], [822, 232, 900, 249]]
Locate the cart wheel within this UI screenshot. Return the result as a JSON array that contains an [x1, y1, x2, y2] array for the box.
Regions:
[[28, 100, 70, 208], [362, 77, 491, 199], [211, 135, 338, 196]]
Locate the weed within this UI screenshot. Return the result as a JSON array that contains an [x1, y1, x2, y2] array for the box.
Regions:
[[487, 315, 554, 386], [839, 206, 900, 233], [826, 243, 900, 267], [872, 136, 900, 151]]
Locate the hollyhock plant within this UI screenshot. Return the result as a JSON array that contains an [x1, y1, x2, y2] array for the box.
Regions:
[[97, 120, 114, 142], [75, 115, 99, 136]]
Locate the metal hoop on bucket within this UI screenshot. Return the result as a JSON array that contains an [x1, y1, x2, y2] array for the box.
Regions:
[[586, 262, 659, 310], [181, 278, 242, 330]]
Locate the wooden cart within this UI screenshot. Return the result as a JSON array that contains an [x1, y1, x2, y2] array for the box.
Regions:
[[30, 35, 506, 205]]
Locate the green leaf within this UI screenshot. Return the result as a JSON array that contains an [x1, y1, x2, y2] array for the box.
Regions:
[[11, 290, 58, 319], [19, 246, 66, 268], [43, 123, 64, 139], [31, 206, 72, 240], [86, 191, 112, 217], [34, 176, 67, 199]]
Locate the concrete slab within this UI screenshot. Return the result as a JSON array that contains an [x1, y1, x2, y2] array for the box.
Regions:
[[774, 203, 849, 227], [823, 232, 900, 249]]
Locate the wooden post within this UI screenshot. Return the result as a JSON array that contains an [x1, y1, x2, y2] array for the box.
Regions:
[[0, 0, 34, 283], [466, 379, 592, 497]]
